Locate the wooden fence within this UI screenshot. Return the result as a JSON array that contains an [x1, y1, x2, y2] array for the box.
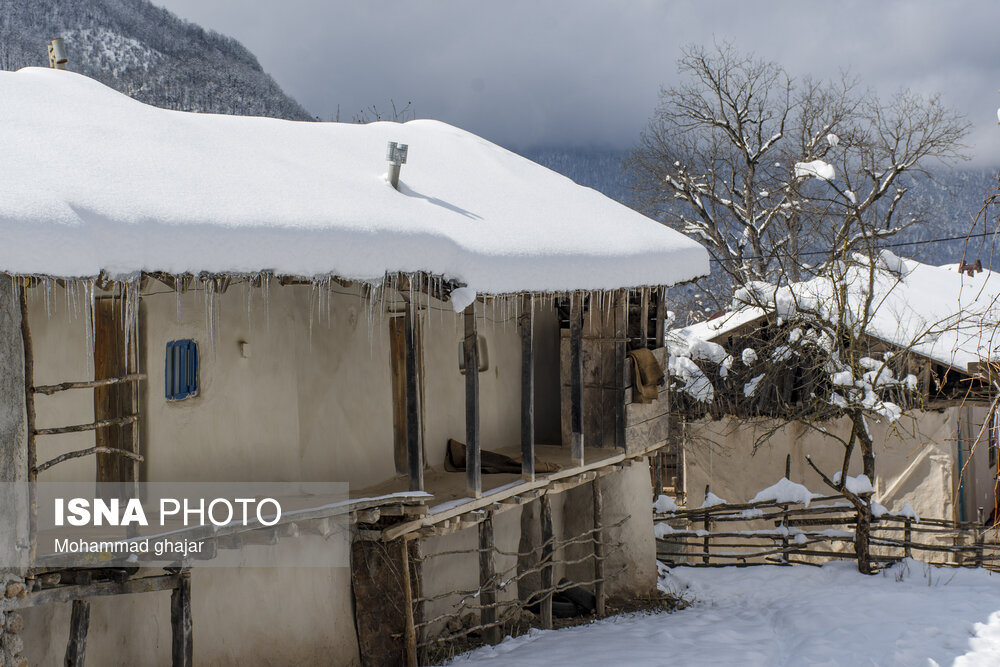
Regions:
[[655, 493, 999, 570]]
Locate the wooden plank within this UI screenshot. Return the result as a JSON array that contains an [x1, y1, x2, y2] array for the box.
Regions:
[[592, 478, 606, 617], [570, 293, 584, 465], [170, 570, 193, 667], [520, 298, 535, 481], [539, 494, 554, 629], [479, 510, 498, 643], [401, 538, 417, 667], [94, 296, 138, 489], [65, 599, 91, 667], [464, 305, 481, 498], [389, 316, 408, 474], [404, 304, 423, 492]]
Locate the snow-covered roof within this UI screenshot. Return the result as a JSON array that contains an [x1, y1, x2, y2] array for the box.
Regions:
[[0, 68, 709, 294], [670, 255, 1000, 371]]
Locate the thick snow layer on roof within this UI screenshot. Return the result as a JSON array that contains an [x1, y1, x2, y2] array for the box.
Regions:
[[0, 68, 709, 293], [671, 254, 1000, 370]]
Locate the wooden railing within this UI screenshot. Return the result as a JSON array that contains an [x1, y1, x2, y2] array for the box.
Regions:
[[655, 494, 997, 570]]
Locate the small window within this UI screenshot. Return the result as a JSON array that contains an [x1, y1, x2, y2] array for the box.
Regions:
[[165, 339, 199, 400], [458, 336, 489, 374]]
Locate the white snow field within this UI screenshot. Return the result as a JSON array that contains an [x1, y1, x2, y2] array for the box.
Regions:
[[0, 68, 708, 293], [446, 561, 1000, 666]]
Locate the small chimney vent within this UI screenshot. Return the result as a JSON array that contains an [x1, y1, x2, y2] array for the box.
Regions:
[[386, 141, 408, 189], [958, 259, 983, 277], [48, 38, 68, 69]]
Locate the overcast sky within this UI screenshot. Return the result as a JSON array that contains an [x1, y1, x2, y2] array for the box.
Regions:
[[154, 0, 1000, 166]]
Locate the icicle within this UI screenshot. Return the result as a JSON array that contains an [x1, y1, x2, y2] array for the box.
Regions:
[[205, 277, 217, 355]]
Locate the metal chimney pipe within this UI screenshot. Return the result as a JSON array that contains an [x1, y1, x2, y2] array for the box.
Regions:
[[386, 141, 408, 189], [48, 38, 68, 69]]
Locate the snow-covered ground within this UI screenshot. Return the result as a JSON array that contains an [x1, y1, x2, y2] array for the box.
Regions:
[[445, 560, 1000, 666]]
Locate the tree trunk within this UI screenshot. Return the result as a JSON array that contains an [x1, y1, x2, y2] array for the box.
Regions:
[[853, 413, 876, 574]]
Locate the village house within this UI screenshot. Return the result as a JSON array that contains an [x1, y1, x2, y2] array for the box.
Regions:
[[0, 67, 709, 666], [662, 255, 999, 525]]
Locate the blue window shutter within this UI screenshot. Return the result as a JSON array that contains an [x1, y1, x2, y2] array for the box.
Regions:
[[166, 339, 198, 400]]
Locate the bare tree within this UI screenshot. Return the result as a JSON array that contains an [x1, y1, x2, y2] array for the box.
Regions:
[[627, 43, 969, 313]]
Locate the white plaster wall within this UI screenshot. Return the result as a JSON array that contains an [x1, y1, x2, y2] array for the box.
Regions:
[[683, 410, 961, 521], [20, 538, 359, 666]]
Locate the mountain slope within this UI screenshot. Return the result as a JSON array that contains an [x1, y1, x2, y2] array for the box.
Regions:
[[0, 0, 311, 120]]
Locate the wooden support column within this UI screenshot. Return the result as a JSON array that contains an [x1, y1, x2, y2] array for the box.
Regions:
[[592, 478, 606, 617], [401, 538, 418, 667], [64, 599, 90, 667], [639, 288, 649, 349], [479, 510, 498, 643], [614, 290, 626, 450], [464, 304, 481, 497], [19, 287, 37, 565], [405, 302, 423, 492], [170, 570, 193, 667], [539, 494, 554, 629], [655, 286, 667, 349], [570, 293, 584, 465], [520, 298, 535, 481]]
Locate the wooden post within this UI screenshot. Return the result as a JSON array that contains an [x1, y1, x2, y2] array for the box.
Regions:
[[570, 293, 584, 465], [170, 570, 193, 667], [780, 455, 791, 562], [654, 286, 666, 349], [702, 484, 711, 565], [592, 478, 606, 617], [903, 518, 912, 559], [405, 301, 423, 492], [539, 494, 554, 629], [401, 538, 418, 667], [614, 290, 626, 450], [479, 510, 498, 643], [520, 298, 535, 481], [464, 305, 481, 497], [64, 599, 91, 667], [19, 288, 37, 565], [639, 288, 649, 349], [977, 506, 985, 568]]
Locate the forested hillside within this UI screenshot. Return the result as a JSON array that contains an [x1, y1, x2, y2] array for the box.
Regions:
[[0, 0, 311, 120]]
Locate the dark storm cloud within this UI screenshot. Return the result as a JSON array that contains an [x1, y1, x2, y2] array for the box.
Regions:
[[155, 0, 1000, 165]]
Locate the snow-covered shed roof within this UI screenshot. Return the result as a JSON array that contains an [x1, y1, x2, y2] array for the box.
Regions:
[[670, 254, 1000, 372], [0, 68, 709, 294]]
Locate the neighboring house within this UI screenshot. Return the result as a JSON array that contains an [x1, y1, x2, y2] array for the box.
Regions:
[[664, 256, 999, 524], [0, 68, 709, 666]]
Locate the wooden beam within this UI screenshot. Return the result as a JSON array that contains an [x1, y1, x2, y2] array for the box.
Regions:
[[640, 288, 649, 348], [404, 302, 423, 492], [655, 287, 666, 349], [570, 293, 584, 465], [464, 305, 481, 498], [539, 494, 554, 629], [64, 599, 90, 667], [520, 297, 535, 481], [614, 290, 626, 450], [479, 510, 498, 643], [170, 571, 193, 667], [32, 374, 147, 395], [592, 478, 606, 617], [401, 538, 418, 667], [19, 287, 37, 565], [16, 574, 181, 608]]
